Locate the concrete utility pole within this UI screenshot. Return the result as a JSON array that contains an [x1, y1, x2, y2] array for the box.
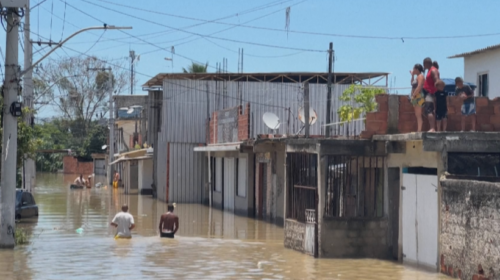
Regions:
[[325, 42, 333, 138], [89, 67, 114, 184], [129, 50, 135, 95], [304, 82, 310, 138], [23, 0, 35, 193], [1, 8, 20, 248]]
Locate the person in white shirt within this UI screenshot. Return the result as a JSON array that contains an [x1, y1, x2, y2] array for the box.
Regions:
[[110, 204, 135, 239], [74, 174, 86, 187]]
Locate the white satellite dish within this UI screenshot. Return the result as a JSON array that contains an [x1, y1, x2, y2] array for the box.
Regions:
[[102, 145, 108, 150], [127, 107, 134, 114], [298, 107, 318, 125], [263, 112, 281, 130]]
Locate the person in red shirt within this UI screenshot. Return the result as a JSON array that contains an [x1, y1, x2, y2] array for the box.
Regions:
[[423, 58, 440, 132]]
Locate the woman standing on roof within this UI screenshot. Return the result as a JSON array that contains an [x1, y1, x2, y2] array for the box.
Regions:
[[410, 64, 425, 132]]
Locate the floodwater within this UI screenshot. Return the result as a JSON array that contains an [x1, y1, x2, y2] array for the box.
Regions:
[[0, 173, 451, 280]]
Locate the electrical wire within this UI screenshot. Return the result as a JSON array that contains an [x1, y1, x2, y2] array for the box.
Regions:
[[81, 30, 106, 55], [89, 0, 500, 41], [75, 1, 325, 53]]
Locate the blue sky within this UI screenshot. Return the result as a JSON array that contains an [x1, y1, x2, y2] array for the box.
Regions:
[[4, 0, 500, 117]]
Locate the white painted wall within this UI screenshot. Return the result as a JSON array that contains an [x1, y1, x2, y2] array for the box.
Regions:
[[138, 159, 153, 191], [463, 48, 500, 99]]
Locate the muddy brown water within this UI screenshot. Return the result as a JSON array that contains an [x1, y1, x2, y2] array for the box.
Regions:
[[0, 173, 451, 279]]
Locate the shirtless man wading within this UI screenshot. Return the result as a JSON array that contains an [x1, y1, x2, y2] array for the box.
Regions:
[[158, 204, 179, 238]]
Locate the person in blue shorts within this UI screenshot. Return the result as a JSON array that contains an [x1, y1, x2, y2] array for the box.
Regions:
[[455, 77, 476, 131]]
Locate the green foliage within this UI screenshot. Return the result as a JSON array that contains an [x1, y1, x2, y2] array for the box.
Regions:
[[35, 118, 108, 171], [337, 85, 385, 123], [14, 228, 30, 245], [182, 62, 208, 73]]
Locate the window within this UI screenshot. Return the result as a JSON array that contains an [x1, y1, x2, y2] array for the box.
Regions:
[[237, 158, 247, 197], [478, 73, 488, 97]]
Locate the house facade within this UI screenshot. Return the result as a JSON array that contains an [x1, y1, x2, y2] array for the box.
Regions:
[[449, 43, 500, 99], [142, 72, 389, 216]]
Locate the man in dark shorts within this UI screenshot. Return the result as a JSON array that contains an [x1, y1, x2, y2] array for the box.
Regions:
[[159, 204, 179, 238], [434, 80, 448, 131], [456, 77, 476, 131]]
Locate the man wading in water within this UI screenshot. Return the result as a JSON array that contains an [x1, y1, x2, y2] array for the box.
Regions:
[[158, 204, 179, 238], [111, 204, 135, 239]]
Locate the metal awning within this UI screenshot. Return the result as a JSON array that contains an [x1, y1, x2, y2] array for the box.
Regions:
[[194, 144, 241, 152], [108, 155, 152, 166]]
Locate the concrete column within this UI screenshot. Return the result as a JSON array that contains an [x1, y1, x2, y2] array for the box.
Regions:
[[317, 151, 327, 258]]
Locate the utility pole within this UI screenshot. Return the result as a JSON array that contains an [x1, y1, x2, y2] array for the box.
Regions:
[[89, 67, 114, 184], [325, 42, 333, 137], [23, 0, 35, 193], [0, 12, 131, 247], [129, 50, 135, 95], [304, 82, 310, 138], [1, 7, 21, 248]]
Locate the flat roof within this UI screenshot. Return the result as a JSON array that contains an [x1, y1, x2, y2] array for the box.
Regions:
[[142, 72, 390, 88], [448, 43, 500, 58]]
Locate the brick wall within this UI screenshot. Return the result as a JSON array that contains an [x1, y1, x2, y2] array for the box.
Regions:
[[63, 156, 93, 175], [440, 179, 498, 280], [208, 103, 251, 144], [361, 94, 500, 138]]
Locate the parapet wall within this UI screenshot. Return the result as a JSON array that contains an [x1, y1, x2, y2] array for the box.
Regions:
[[361, 94, 500, 138]]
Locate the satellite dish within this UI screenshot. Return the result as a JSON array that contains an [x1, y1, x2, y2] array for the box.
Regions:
[[263, 112, 281, 130], [102, 145, 108, 150], [127, 107, 135, 114], [298, 107, 318, 125]]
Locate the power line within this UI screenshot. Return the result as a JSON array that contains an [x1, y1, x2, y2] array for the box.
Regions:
[[88, 0, 500, 41], [81, 30, 106, 55], [77, 0, 325, 53]]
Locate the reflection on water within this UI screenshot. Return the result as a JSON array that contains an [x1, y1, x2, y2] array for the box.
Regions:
[[0, 173, 451, 279]]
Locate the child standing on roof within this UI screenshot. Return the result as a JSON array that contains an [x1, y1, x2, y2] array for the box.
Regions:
[[434, 80, 448, 132]]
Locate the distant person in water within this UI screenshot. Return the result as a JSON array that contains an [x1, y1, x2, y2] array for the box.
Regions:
[[158, 204, 179, 238], [113, 171, 120, 188], [74, 174, 85, 187], [111, 204, 135, 239]]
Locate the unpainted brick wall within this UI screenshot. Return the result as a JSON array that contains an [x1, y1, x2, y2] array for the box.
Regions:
[[63, 156, 93, 175], [440, 179, 499, 280], [207, 103, 251, 144], [361, 94, 500, 138]]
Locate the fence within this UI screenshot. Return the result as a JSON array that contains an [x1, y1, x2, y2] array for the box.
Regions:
[[324, 155, 385, 218]]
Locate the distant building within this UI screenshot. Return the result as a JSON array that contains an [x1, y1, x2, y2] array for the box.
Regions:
[[449, 43, 500, 98]]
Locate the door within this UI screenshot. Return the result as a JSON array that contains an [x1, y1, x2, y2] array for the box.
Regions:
[[402, 174, 438, 269], [223, 158, 235, 211], [21, 193, 33, 217]]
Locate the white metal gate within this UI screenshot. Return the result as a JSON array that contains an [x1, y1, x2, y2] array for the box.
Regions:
[[305, 209, 316, 256], [402, 174, 438, 269], [223, 158, 235, 211]]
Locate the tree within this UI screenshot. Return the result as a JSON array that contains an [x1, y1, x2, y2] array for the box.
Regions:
[[38, 56, 128, 125], [182, 62, 208, 73], [337, 85, 385, 123]]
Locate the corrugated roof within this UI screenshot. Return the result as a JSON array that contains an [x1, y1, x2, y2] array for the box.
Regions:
[[142, 72, 390, 87], [448, 43, 500, 58]]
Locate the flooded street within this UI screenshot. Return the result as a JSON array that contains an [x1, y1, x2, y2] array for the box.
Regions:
[[0, 173, 451, 280]]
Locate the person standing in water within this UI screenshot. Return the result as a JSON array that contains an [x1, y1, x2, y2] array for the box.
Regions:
[[113, 171, 120, 188], [111, 204, 135, 239], [74, 174, 86, 187], [158, 204, 179, 238]]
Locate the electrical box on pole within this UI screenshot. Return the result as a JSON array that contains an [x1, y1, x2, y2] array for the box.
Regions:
[[0, 0, 28, 8]]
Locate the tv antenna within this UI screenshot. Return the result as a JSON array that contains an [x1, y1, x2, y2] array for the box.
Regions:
[[296, 106, 318, 135], [263, 112, 281, 134]]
